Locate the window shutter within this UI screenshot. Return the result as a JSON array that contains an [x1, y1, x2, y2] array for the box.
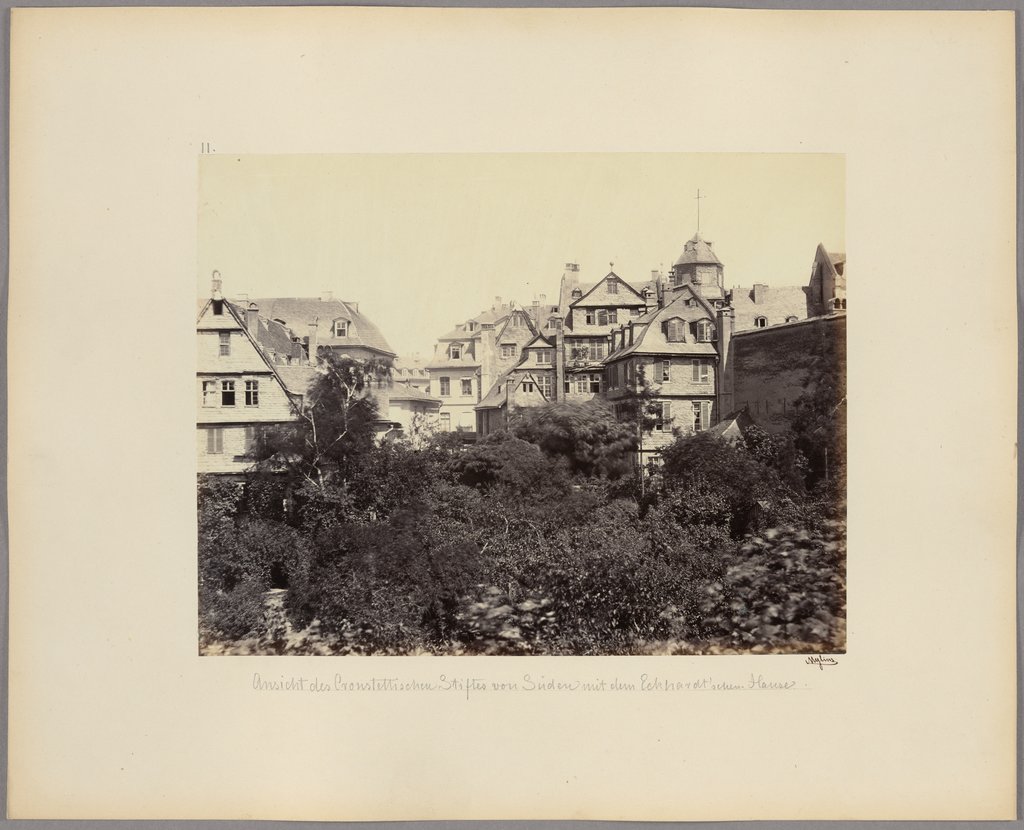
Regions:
[[692, 359, 699, 382], [662, 401, 672, 422], [701, 401, 711, 431]]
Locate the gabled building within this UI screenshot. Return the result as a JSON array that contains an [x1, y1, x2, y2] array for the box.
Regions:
[[603, 285, 734, 466], [427, 300, 539, 434], [197, 278, 306, 475], [474, 332, 557, 433]]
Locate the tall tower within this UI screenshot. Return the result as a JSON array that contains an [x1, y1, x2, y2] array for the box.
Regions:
[[669, 233, 725, 299]]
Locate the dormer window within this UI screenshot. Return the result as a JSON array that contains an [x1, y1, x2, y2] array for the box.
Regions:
[[695, 320, 715, 342], [333, 320, 349, 337], [785, 315, 798, 323], [666, 318, 686, 342], [754, 316, 767, 328], [571, 288, 583, 300], [450, 344, 462, 360], [607, 280, 618, 294], [467, 321, 478, 331]]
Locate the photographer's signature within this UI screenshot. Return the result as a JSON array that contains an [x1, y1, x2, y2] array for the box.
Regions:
[[805, 654, 839, 670]]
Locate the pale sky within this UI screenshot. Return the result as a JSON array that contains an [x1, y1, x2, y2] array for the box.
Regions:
[[198, 154, 844, 358]]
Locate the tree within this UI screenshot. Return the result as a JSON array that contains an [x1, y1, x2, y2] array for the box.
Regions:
[[254, 351, 388, 492], [614, 364, 665, 497], [789, 330, 846, 495], [511, 399, 637, 478]]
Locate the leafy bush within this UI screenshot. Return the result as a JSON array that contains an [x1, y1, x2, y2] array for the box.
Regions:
[[673, 521, 847, 653]]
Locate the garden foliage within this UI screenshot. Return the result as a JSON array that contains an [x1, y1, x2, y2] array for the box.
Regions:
[[198, 358, 846, 655]]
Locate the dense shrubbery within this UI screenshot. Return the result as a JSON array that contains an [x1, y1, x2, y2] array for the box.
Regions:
[[198, 358, 846, 655]]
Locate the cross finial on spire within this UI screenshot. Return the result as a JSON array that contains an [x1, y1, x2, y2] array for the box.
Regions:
[[695, 188, 705, 234]]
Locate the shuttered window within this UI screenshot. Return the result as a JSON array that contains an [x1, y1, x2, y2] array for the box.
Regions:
[[691, 360, 710, 383], [206, 428, 223, 454], [219, 332, 231, 356]]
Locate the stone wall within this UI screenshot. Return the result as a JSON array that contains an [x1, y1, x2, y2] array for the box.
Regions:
[[729, 314, 846, 434]]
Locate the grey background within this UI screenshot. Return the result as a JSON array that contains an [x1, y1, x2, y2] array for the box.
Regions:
[[0, 0, 1019, 827]]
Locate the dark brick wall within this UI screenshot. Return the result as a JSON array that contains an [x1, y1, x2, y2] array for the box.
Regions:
[[729, 314, 846, 433]]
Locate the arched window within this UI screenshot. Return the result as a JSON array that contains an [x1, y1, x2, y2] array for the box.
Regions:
[[754, 316, 767, 328], [666, 318, 685, 342], [785, 315, 798, 323]]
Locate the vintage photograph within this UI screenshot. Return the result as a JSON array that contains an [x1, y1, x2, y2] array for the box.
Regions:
[[196, 153, 847, 657]]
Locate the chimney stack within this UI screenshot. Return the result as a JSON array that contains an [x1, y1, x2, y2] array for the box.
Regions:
[[211, 270, 223, 300], [307, 321, 320, 366], [245, 302, 259, 332], [753, 283, 769, 304]]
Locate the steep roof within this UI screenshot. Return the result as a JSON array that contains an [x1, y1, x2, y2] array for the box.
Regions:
[[476, 371, 512, 410], [251, 297, 396, 357], [274, 365, 319, 396], [730, 285, 809, 331], [389, 380, 442, 404], [605, 289, 720, 361], [673, 233, 723, 267], [571, 272, 648, 308]]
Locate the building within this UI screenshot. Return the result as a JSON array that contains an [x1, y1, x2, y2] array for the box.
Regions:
[[427, 300, 540, 435], [196, 277, 308, 475], [199, 276, 409, 474], [386, 381, 443, 445], [472, 231, 844, 465], [252, 292, 397, 434], [603, 284, 733, 466]]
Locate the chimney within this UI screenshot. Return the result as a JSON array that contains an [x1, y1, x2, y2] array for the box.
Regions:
[[320, 290, 333, 302], [628, 321, 635, 346], [211, 270, 223, 300], [716, 307, 736, 416], [307, 320, 320, 366], [539, 293, 547, 305], [753, 283, 769, 304], [245, 302, 259, 332], [565, 262, 579, 272]]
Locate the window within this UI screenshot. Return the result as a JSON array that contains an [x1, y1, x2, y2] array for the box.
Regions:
[[607, 279, 618, 294], [589, 374, 601, 394], [244, 426, 258, 454], [212, 300, 223, 316], [585, 311, 595, 325], [450, 344, 462, 360], [575, 376, 588, 394], [333, 320, 348, 337], [785, 315, 799, 323], [440, 413, 451, 431], [439, 377, 451, 396], [244, 380, 259, 406], [696, 320, 714, 342], [206, 428, 223, 454], [608, 309, 618, 324], [468, 321, 478, 331], [522, 380, 535, 393], [692, 401, 711, 432], [548, 316, 562, 330], [202, 380, 218, 406], [662, 360, 671, 382], [597, 310, 608, 326], [500, 343, 516, 359], [538, 375, 552, 398], [219, 332, 231, 356], [461, 378, 473, 396], [564, 379, 571, 394], [591, 338, 607, 360], [221, 380, 236, 406], [536, 349, 552, 365], [691, 360, 710, 384], [754, 316, 767, 328], [510, 314, 524, 328], [656, 402, 672, 432], [571, 288, 582, 300], [666, 319, 685, 342]]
